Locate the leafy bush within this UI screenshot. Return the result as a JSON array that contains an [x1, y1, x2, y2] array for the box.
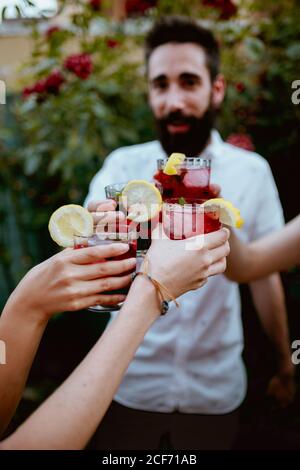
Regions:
[[1, 0, 299, 432], [1, 0, 299, 302]]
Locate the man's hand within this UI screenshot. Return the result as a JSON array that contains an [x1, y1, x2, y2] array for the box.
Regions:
[[267, 358, 296, 408], [209, 184, 221, 198], [87, 199, 126, 229]]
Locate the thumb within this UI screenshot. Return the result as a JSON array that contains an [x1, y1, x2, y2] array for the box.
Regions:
[[209, 183, 221, 198]]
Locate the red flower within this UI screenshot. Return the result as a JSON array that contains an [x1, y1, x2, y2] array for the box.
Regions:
[[22, 79, 46, 98], [202, 0, 237, 20], [219, 0, 237, 19], [32, 79, 47, 94], [64, 53, 93, 80], [89, 0, 102, 11], [235, 82, 246, 93], [44, 70, 65, 94], [46, 25, 61, 39], [125, 0, 157, 15], [22, 70, 65, 99], [106, 38, 120, 49], [22, 86, 34, 98], [226, 133, 255, 152]]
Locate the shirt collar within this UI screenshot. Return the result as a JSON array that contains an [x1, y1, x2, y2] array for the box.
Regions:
[[201, 129, 224, 161]]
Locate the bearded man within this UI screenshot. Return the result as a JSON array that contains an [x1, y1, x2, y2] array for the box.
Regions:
[[85, 16, 293, 450]]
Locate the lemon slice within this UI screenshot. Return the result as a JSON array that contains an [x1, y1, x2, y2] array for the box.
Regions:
[[121, 180, 162, 223], [203, 198, 244, 228], [163, 152, 186, 175], [48, 204, 94, 247]]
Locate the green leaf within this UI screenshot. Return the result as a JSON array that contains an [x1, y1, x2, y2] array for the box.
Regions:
[[244, 37, 266, 61], [178, 197, 186, 206], [286, 43, 300, 60], [24, 153, 41, 175], [1, 6, 7, 20], [15, 5, 22, 18]]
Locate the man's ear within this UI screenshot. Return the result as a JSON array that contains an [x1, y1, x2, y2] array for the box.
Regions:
[[211, 74, 226, 108]]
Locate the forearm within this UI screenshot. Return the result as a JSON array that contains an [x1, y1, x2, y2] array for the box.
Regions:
[[0, 297, 48, 435], [250, 274, 290, 360], [250, 215, 300, 275], [227, 216, 300, 283], [1, 276, 160, 450], [226, 230, 254, 282]]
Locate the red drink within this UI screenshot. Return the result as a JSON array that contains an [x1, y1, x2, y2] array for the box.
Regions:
[[154, 158, 211, 202], [105, 182, 162, 254], [162, 199, 221, 240]]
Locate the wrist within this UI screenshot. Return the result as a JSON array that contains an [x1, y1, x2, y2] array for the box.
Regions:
[[126, 275, 162, 321], [3, 291, 49, 328]]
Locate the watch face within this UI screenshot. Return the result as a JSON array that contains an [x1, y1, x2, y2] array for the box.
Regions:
[[161, 300, 169, 315]]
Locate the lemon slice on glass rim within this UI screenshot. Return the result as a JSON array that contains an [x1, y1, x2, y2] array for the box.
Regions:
[[48, 204, 94, 247], [120, 180, 162, 223], [163, 152, 186, 175], [202, 198, 244, 228]]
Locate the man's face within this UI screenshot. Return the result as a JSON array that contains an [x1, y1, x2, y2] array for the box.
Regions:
[[148, 42, 220, 155]]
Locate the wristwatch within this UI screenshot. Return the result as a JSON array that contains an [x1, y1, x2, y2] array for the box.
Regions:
[[160, 300, 169, 315]]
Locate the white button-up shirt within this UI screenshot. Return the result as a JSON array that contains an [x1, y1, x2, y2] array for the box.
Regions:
[[85, 130, 284, 414]]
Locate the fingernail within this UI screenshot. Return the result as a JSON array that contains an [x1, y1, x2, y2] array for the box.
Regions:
[[107, 198, 116, 205], [127, 257, 136, 266], [117, 243, 130, 252], [222, 227, 230, 237]]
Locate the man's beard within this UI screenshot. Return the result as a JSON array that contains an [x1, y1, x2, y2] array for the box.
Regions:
[[155, 104, 217, 157]]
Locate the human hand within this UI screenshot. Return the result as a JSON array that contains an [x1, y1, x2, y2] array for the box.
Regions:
[[144, 227, 230, 299], [87, 199, 126, 230], [267, 359, 296, 408], [209, 184, 221, 198], [7, 244, 136, 322]]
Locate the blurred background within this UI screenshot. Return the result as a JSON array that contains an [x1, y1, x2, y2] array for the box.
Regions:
[[0, 0, 300, 448]]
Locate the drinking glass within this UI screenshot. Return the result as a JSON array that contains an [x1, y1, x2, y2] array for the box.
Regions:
[[105, 181, 162, 256], [162, 198, 221, 240], [74, 225, 137, 313], [154, 157, 211, 202]]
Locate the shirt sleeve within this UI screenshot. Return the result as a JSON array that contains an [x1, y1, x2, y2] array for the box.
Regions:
[[247, 160, 285, 242]]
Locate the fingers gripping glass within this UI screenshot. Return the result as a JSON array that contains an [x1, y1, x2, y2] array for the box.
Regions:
[[74, 226, 137, 313]]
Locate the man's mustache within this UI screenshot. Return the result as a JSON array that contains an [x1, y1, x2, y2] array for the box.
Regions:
[[160, 112, 198, 127]]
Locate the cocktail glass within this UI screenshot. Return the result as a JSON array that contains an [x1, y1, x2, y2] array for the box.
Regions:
[[74, 225, 137, 313], [154, 157, 211, 202], [105, 182, 129, 215], [162, 198, 221, 240], [105, 181, 162, 255]]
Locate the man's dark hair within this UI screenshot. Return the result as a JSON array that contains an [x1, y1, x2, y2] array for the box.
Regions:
[[145, 15, 220, 81]]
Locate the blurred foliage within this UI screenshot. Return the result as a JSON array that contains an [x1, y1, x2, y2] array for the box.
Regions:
[[1, 0, 299, 305], [0, 0, 299, 431]]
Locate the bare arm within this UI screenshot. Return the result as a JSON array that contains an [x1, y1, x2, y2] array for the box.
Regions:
[[249, 274, 295, 407], [226, 215, 300, 283], [0, 276, 160, 450], [0, 228, 230, 450], [250, 275, 290, 361], [0, 244, 134, 436]]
